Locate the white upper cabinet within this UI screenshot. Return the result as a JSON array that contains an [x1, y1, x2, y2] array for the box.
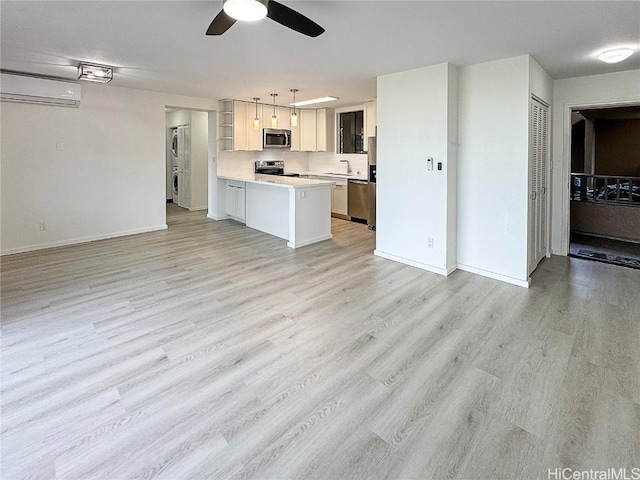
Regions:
[[277, 106, 291, 130], [300, 109, 317, 151], [316, 108, 335, 152], [262, 105, 291, 130], [248, 103, 263, 151], [291, 113, 301, 151], [233, 101, 249, 151], [365, 99, 377, 139]]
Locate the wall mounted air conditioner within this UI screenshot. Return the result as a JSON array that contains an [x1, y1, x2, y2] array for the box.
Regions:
[[0, 72, 81, 107]]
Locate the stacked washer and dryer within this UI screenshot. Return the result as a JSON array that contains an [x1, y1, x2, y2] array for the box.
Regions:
[[170, 125, 190, 208]]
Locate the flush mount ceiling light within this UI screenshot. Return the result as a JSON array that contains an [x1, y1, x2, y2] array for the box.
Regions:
[[291, 96, 338, 107], [77, 63, 113, 83], [598, 48, 634, 64], [223, 0, 267, 22]]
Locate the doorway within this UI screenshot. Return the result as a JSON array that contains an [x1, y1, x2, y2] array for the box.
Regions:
[[164, 107, 217, 223], [568, 105, 640, 268]]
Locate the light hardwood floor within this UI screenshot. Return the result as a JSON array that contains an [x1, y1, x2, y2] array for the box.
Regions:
[[1, 204, 639, 480]]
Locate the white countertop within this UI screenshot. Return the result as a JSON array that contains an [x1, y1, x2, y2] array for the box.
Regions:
[[218, 173, 335, 189], [298, 171, 367, 181]]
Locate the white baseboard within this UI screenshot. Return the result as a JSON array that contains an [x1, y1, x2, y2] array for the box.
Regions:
[[206, 213, 229, 221], [287, 234, 333, 249], [0, 225, 168, 256], [373, 250, 453, 276], [188, 206, 208, 212], [457, 263, 531, 288]]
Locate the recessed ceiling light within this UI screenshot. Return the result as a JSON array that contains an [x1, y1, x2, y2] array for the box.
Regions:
[[598, 48, 634, 64], [223, 0, 267, 22], [291, 96, 339, 107], [77, 63, 113, 83]]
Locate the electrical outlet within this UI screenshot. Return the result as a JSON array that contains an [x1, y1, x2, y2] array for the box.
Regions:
[[427, 237, 434, 248], [39, 221, 47, 231]]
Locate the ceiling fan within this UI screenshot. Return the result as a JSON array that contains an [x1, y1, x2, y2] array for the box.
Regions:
[[206, 0, 325, 38]]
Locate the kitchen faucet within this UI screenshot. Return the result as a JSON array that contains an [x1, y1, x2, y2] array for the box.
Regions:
[[340, 159, 352, 174]]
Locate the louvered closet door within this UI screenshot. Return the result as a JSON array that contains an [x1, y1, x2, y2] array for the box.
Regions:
[[538, 105, 548, 262], [529, 97, 549, 274]]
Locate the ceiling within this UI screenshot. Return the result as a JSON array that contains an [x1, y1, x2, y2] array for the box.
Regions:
[[1, 1, 639, 108], [577, 106, 640, 120]]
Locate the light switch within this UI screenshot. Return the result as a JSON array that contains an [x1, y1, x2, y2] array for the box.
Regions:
[[427, 157, 433, 170], [56, 142, 64, 151]]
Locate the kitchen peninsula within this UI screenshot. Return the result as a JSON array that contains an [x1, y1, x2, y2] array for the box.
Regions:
[[215, 174, 335, 248]]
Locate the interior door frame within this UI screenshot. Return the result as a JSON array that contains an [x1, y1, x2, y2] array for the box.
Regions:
[[560, 99, 639, 256], [164, 106, 217, 219]]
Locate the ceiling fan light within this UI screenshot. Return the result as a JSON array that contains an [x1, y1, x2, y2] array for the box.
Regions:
[[598, 48, 634, 64], [223, 0, 267, 22]]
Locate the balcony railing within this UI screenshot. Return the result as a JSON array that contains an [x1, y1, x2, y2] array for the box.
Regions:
[[571, 174, 640, 206]]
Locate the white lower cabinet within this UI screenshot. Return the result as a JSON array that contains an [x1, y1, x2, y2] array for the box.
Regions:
[[318, 177, 347, 215], [226, 181, 246, 222]]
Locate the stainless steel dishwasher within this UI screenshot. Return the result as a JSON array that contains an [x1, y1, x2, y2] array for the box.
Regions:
[[348, 179, 368, 221]]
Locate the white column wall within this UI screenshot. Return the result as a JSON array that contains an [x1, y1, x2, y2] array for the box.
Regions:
[[457, 55, 531, 286], [551, 70, 640, 255], [375, 63, 457, 276]]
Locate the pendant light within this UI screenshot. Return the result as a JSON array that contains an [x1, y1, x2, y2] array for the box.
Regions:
[[290, 89, 298, 127], [252, 97, 260, 130], [270, 93, 278, 128]]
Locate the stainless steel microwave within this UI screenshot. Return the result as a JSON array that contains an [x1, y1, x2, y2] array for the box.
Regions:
[[263, 128, 291, 149]]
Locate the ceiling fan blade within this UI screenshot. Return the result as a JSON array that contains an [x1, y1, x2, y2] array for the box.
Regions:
[[267, 0, 325, 37], [206, 9, 236, 35]]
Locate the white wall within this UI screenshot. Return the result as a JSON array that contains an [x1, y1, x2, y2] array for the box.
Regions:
[[551, 69, 640, 255], [376, 62, 458, 276], [0, 83, 217, 255], [457, 55, 531, 285], [190, 111, 209, 210]]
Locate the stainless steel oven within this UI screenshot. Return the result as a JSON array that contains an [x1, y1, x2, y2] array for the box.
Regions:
[[255, 160, 299, 177]]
